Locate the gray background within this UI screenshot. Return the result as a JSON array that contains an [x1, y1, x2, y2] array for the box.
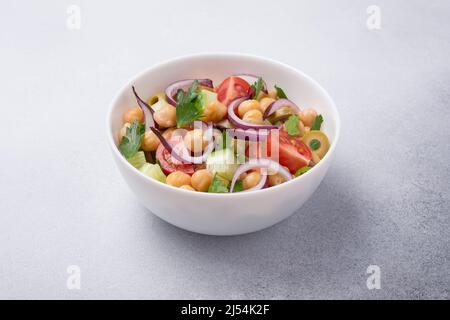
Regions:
[[0, 0, 449, 299]]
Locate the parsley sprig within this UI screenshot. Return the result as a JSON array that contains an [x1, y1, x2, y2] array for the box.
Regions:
[[251, 78, 263, 99], [118, 120, 145, 159], [285, 115, 300, 136], [294, 166, 312, 177], [208, 174, 229, 193], [274, 85, 288, 99], [311, 115, 323, 130], [176, 80, 204, 128]]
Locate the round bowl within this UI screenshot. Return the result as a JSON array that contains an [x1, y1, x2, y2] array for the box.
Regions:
[[107, 53, 340, 235]]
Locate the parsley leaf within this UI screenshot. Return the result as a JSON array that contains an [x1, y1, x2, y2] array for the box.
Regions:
[[274, 85, 288, 99], [251, 78, 263, 99], [294, 166, 312, 177], [285, 115, 300, 136], [119, 120, 145, 159], [176, 80, 204, 128], [233, 180, 244, 192], [208, 174, 229, 193], [311, 114, 323, 130]]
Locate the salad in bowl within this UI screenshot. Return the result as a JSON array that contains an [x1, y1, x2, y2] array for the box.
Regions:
[[117, 75, 330, 193]]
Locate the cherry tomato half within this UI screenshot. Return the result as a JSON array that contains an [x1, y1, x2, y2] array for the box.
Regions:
[[247, 130, 312, 174], [276, 130, 312, 174], [216, 76, 251, 106], [156, 136, 195, 175]]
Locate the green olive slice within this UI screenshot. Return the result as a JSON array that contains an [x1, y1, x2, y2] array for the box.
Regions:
[[268, 106, 294, 122], [302, 130, 330, 159]]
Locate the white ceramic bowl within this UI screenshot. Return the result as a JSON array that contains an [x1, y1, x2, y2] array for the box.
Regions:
[[107, 53, 340, 235]]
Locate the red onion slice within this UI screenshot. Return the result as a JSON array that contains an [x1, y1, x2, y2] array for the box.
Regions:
[[263, 98, 301, 120], [230, 159, 293, 193], [132, 86, 159, 130], [227, 96, 278, 130], [165, 79, 214, 106], [150, 123, 215, 164], [233, 74, 268, 93], [226, 128, 270, 142]]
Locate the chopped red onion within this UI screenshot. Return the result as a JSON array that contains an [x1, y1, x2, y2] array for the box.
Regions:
[[132, 86, 159, 130], [226, 128, 270, 142], [263, 98, 301, 120], [227, 96, 278, 130], [230, 159, 293, 193], [165, 79, 214, 106]]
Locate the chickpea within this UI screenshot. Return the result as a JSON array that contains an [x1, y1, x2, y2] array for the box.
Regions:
[[141, 130, 160, 151], [162, 127, 175, 140], [180, 185, 195, 191], [239, 172, 248, 180], [215, 101, 227, 121], [242, 109, 263, 125], [118, 122, 131, 142], [184, 129, 207, 153], [268, 173, 286, 186], [238, 99, 260, 118], [243, 171, 261, 190], [298, 108, 317, 127], [166, 171, 192, 188], [268, 89, 278, 99], [259, 97, 275, 113], [191, 169, 213, 192], [202, 100, 227, 122], [154, 104, 176, 128], [123, 107, 144, 124]]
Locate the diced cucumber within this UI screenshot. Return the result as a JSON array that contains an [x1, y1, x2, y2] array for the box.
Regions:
[[199, 89, 218, 108], [139, 163, 166, 183], [206, 148, 238, 181], [127, 151, 146, 169]]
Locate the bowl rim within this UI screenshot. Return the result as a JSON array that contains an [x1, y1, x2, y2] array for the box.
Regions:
[[107, 52, 340, 198]]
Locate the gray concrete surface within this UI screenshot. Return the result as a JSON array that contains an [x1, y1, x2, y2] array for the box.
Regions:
[[0, 0, 449, 299]]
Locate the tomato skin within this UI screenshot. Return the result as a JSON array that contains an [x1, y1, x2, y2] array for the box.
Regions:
[[216, 76, 251, 106], [155, 137, 195, 175], [277, 131, 312, 174], [247, 130, 312, 174]]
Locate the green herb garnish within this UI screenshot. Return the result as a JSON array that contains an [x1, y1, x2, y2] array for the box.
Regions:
[[233, 180, 244, 192], [309, 139, 321, 151], [118, 119, 145, 159], [311, 114, 323, 130], [251, 77, 263, 99], [285, 115, 300, 136], [295, 166, 312, 177], [208, 174, 229, 193], [274, 85, 288, 99], [176, 80, 204, 128]]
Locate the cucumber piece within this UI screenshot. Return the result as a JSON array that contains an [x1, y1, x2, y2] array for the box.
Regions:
[[199, 89, 218, 108], [206, 148, 238, 181], [127, 151, 146, 169], [139, 163, 166, 183], [302, 130, 330, 159]]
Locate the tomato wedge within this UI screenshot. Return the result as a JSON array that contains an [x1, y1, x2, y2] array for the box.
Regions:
[[276, 130, 312, 174], [216, 76, 251, 106], [247, 130, 312, 174], [155, 136, 195, 175]]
